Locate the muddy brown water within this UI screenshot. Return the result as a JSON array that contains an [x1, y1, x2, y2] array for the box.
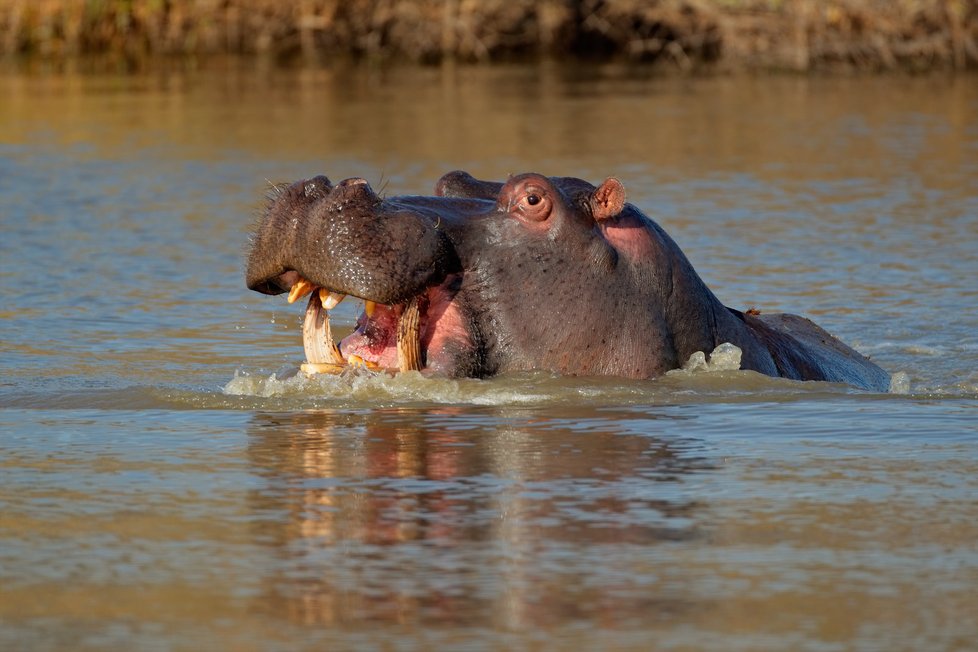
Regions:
[[1, 61, 976, 651]]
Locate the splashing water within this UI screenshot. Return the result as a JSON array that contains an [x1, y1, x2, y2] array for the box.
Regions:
[[675, 342, 744, 374]]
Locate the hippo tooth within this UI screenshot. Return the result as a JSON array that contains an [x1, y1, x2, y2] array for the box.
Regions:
[[300, 362, 346, 375], [364, 300, 377, 318], [301, 291, 345, 371], [320, 289, 345, 310], [288, 277, 316, 304], [397, 297, 423, 373], [347, 354, 380, 371]]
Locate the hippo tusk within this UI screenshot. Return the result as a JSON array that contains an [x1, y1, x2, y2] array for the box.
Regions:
[[300, 290, 346, 375], [397, 297, 423, 372]]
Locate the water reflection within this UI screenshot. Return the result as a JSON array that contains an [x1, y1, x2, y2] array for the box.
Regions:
[[245, 408, 715, 627]]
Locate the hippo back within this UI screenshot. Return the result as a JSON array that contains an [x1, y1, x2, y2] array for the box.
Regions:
[[742, 312, 890, 391]]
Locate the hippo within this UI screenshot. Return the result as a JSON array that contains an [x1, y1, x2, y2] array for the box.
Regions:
[[245, 171, 890, 391]]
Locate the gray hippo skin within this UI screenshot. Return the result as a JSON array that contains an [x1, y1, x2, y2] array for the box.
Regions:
[[246, 171, 890, 391]]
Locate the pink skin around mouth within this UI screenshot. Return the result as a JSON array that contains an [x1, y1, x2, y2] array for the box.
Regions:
[[339, 302, 403, 369], [338, 275, 474, 372]]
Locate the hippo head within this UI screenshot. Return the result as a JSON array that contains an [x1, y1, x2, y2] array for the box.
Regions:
[[245, 169, 704, 378]]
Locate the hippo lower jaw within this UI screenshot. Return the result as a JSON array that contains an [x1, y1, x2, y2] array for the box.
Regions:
[[285, 272, 464, 375]]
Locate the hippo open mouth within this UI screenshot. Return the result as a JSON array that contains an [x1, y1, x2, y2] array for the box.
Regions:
[[283, 271, 454, 375], [246, 174, 479, 376], [245, 170, 891, 391]]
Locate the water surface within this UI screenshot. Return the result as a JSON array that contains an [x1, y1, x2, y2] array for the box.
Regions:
[[1, 62, 976, 651]]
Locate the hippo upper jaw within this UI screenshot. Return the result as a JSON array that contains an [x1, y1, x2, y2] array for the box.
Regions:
[[246, 176, 460, 304]]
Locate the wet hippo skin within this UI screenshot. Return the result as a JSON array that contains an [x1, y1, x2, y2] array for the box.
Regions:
[[245, 171, 890, 391]]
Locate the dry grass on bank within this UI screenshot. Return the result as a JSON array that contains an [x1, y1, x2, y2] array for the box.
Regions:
[[1, 0, 975, 71]]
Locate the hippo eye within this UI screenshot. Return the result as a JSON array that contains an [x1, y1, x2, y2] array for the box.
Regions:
[[506, 183, 552, 223]]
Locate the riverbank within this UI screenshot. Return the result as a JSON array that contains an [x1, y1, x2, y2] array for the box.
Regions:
[[1, 0, 975, 72]]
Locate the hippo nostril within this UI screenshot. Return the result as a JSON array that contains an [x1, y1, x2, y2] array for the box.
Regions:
[[330, 177, 377, 203], [303, 175, 332, 198]]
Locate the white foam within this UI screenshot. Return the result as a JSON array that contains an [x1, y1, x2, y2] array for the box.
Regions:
[[222, 367, 559, 406], [674, 343, 743, 375], [706, 342, 744, 371], [888, 371, 911, 394], [223, 369, 304, 397], [226, 339, 926, 408]]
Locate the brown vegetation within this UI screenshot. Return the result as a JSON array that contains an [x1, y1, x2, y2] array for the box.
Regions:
[[1, 0, 976, 71]]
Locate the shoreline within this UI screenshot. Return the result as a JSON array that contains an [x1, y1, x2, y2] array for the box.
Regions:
[[1, 0, 976, 73]]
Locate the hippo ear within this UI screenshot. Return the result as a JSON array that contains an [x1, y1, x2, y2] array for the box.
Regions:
[[590, 178, 626, 221]]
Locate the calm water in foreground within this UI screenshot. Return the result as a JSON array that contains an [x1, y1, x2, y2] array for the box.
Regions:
[[1, 61, 976, 651]]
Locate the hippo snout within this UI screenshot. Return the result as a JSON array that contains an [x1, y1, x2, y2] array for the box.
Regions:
[[246, 173, 459, 304]]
